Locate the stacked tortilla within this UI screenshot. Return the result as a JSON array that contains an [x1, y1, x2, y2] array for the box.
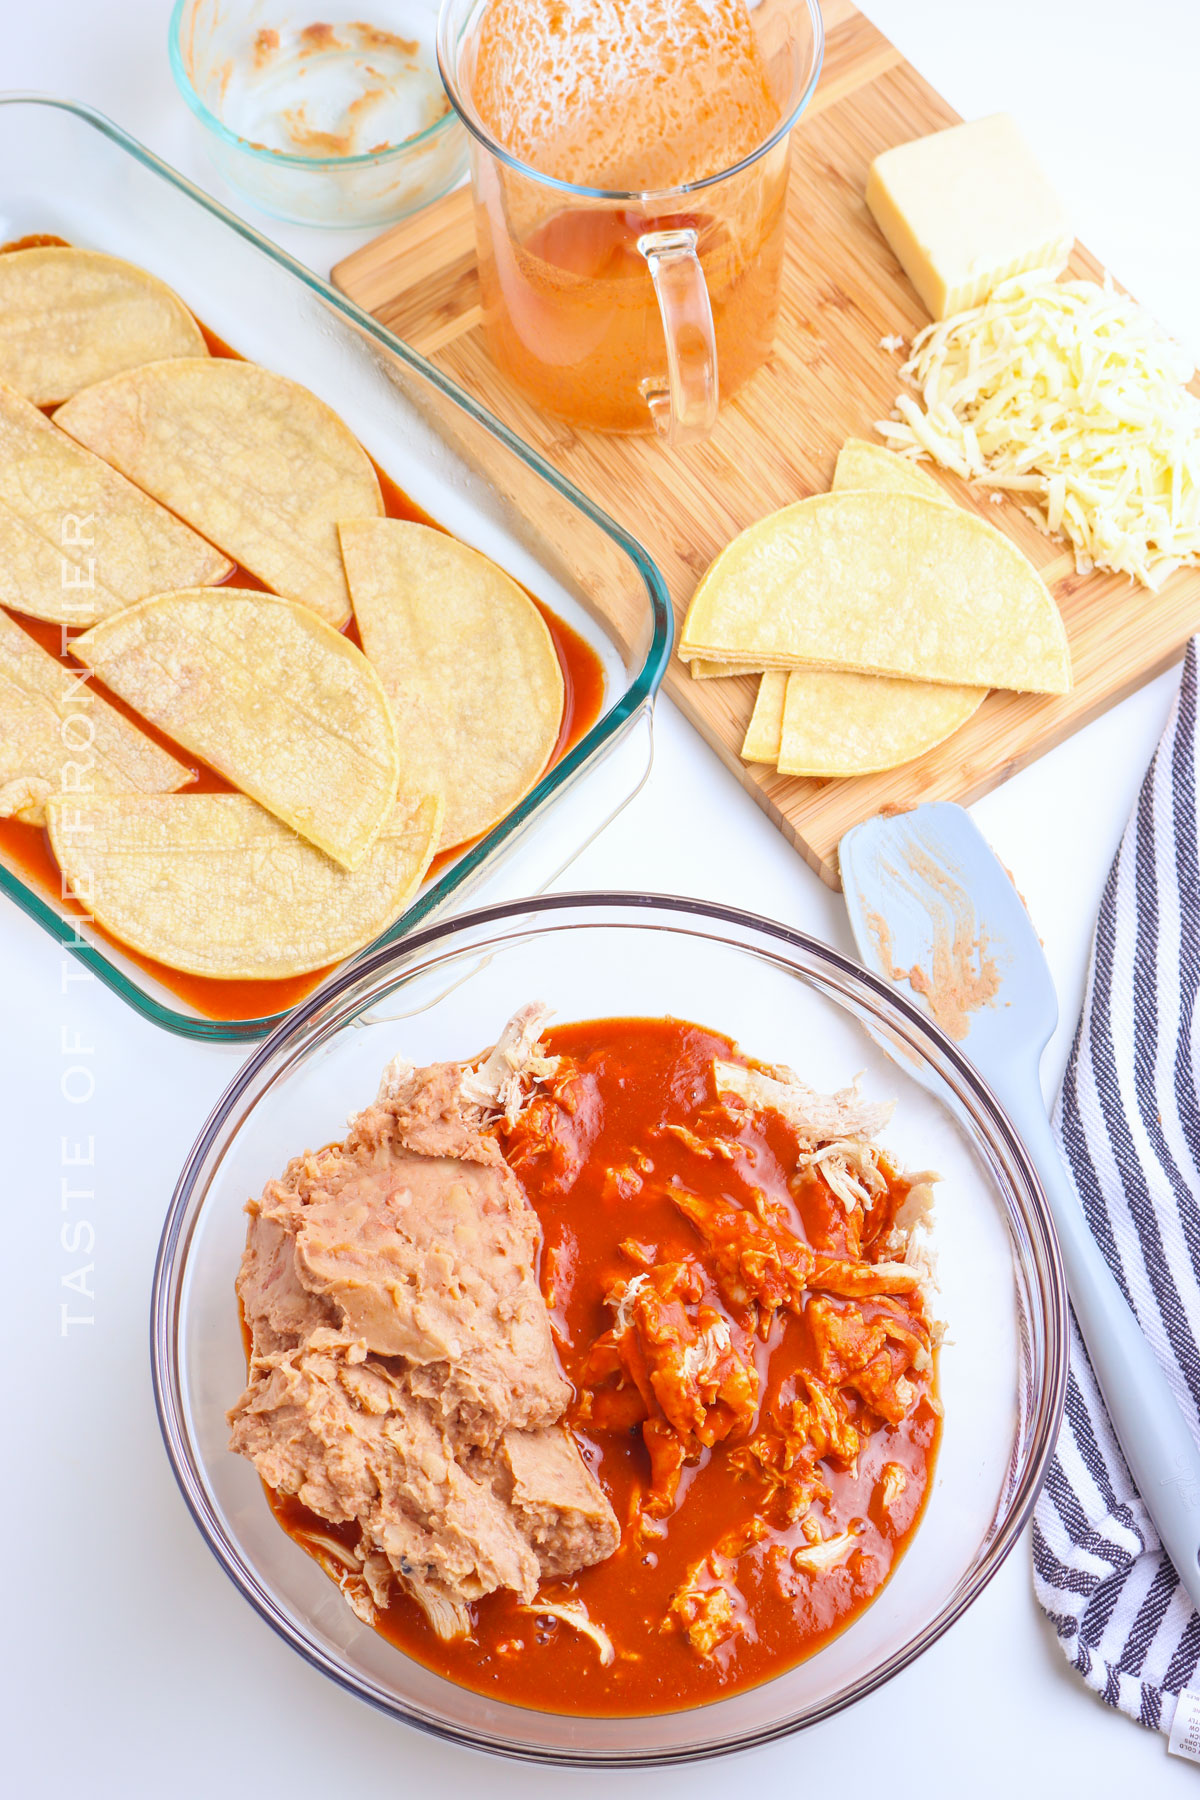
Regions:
[[680, 440, 1071, 778]]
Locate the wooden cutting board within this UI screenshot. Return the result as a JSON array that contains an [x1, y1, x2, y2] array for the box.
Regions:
[[332, 0, 1200, 889]]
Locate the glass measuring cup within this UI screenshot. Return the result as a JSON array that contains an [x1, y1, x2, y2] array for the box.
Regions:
[[437, 0, 825, 444]]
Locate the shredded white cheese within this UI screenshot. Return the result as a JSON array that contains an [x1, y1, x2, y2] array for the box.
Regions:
[[876, 270, 1200, 589]]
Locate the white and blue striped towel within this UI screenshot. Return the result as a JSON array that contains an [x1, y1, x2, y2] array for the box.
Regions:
[[1033, 638, 1200, 1736]]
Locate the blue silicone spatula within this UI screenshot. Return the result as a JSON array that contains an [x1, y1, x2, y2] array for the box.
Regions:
[[840, 799, 1200, 1611]]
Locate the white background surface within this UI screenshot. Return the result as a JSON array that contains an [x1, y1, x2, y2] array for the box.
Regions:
[[5, 0, 1200, 1792]]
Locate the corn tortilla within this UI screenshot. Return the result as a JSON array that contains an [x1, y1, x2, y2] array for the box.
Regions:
[[690, 658, 765, 679], [694, 443, 941, 684], [679, 490, 1071, 693], [54, 359, 383, 628], [0, 378, 232, 625], [807, 440, 985, 769], [741, 671, 788, 762], [45, 791, 442, 981], [73, 589, 399, 870], [739, 664, 982, 774], [0, 246, 208, 406], [832, 438, 946, 500], [779, 670, 983, 776], [0, 608, 192, 824], [339, 520, 565, 851], [736, 446, 985, 773]]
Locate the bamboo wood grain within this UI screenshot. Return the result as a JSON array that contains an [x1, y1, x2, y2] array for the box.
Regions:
[[332, 2, 1200, 889]]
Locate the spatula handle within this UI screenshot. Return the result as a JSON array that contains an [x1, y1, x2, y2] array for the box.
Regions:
[[1007, 1091, 1200, 1612]]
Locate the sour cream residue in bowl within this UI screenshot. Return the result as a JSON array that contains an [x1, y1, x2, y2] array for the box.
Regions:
[[170, 1, 467, 226], [223, 19, 449, 160]]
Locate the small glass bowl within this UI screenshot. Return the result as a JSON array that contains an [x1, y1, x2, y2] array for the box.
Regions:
[[152, 894, 1067, 1763], [169, 0, 468, 227]]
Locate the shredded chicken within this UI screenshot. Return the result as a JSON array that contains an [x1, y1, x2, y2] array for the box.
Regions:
[[795, 1137, 889, 1211], [290, 1529, 378, 1623], [809, 1253, 925, 1299], [658, 1122, 746, 1162], [891, 1177, 942, 1330], [522, 1599, 615, 1665], [714, 1059, 894, 1144], [878, 1463, 908, 1510], [578, 1258, 758, 1514], [790, 1373, 865, 1469], [790, 1527, 860, 1575], [729, 1418, 833, 1522], [376, 1003, 561, 1132], [459, 1002, 561, 1126], [294, 1526, 362, 1572], [574, 1050, 939, 1627], [670, 1190, 924, 1324], [806, 1294, 931, 1425], [663, 1567, 745, 1656], [669, 1186, 813, 1327]]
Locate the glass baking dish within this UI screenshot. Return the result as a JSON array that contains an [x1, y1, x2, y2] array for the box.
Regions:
[[0, 95, 671, 1043]]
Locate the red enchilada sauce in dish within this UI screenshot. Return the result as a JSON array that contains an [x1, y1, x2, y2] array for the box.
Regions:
[[266, 1017, 940, 1714]]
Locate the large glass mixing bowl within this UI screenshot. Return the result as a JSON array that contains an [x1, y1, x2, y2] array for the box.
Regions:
[[152, 893, 1067, 1763]]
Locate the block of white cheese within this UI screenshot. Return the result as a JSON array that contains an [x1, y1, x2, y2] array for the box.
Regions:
[[865, 114, 1073, 319]]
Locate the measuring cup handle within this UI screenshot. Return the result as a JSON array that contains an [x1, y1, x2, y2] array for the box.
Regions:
[[637, 227, 719, 446]]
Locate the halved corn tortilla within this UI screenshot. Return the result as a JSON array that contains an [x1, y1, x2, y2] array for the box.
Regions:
[[774, 443, 983, 769], [72, 589, 399, 869], [0, 607, 192, 824], [679, 490, 1070, 693], [692, 443, 941, 684], [832, 438, 946, 500], [741, 671, 788, 762], [714, 441, 989, 774], [778, 670, 984, 776], [54, 359, 383, 627], [740, 665, 982, 774], [339, 520, 565, 851], [0, 378, 233, 625], [45, 791, 442, 980], [714, 442, 989, 774], [690, 658, 764, 679], [0, 246, 208, 406]]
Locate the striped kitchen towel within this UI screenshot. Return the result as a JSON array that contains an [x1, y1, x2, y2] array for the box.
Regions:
[[1033, 637, 1200, 1736]]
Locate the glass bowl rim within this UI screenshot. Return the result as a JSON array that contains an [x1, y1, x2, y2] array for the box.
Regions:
[[436, 0, 824, 203], [168, 0, 462, 170], [151, 889, 1069, 1765]]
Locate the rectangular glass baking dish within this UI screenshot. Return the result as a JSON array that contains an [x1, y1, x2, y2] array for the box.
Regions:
[[0, 94, 671, 1043]]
